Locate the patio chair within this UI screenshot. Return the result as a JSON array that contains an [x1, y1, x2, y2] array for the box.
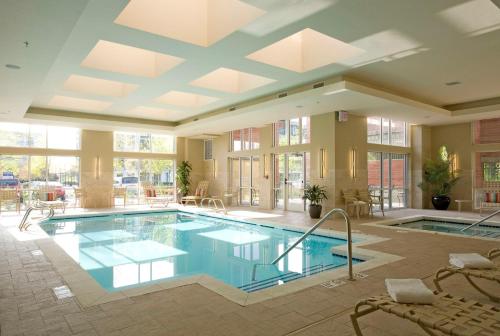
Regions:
[[434, 248, 500, 302], [341, 189, 367, 219], [73, 187, 83, 207], [0, 189, 21, 214], [112, 186, 127, 207], [142, 183, 173, 208], [37, 186, 65, 213], [181, 181, 209, 206], [350, 291, 500, 336], [357, 189, 384, 217]]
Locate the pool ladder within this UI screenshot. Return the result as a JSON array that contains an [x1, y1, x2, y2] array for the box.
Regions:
[[461, 208, 500, 232], [18, 206, 55, 231], [252, 208, 354, 281]]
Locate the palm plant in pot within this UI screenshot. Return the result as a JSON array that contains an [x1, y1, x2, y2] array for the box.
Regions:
[[418, 146, 459, 210], [302, 184, 328, 218], [176, 161, 192, 199]]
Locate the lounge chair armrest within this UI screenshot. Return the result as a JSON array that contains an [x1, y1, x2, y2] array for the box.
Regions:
[[488, 248, 500, 260]]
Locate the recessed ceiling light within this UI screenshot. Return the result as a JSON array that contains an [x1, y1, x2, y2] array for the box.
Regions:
[[445, 81, 461, 86], [5, 64, 21, 70]]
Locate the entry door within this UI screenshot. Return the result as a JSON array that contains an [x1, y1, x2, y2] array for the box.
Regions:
[[273, 153, 308, 211]]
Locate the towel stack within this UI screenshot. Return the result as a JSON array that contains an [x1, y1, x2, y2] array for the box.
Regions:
[[385, 279, 434, 304], [449, 253, 494, 269]]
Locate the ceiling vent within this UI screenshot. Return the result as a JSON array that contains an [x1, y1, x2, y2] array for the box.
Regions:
[[277, 92, 288, 98], [445, 81, 461, 86], [313, 82, 325, 89], [229, 106, 237, 111]]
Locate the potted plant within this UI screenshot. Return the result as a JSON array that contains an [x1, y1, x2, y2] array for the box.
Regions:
[[176, 161, 192, 199], [418, 146, 459, 210], [302, 184, 328, 218]]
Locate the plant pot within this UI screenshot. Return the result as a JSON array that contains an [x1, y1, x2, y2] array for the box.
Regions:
[[431, 195, 450, 210], [308, 204, 322, 219]]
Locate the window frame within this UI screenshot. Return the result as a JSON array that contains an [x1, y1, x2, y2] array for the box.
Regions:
[[113, 131, 176, 154], [273, 117, 311, 147], [367, 117, 408, 147], [230, 128, 260, 152]]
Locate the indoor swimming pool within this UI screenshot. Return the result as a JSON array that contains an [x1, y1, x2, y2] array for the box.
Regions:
[[40, 211, 362, 293]]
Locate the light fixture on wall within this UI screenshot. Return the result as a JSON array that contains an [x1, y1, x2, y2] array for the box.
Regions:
[[319, 148, 326, 178], [95, 156, 101, 180], [212, 159, 217, 179], [350, 148, 357, 180], [263, 154, 269, 179], [449, 153, 458, 176]]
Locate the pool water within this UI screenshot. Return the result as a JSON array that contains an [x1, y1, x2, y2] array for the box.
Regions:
[[396, 219, 500, 238], [40, 211, 361, 292]]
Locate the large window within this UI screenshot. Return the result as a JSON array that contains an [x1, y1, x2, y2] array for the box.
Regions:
[[273, 117, 310, 147], [0, 123, 80, 149], [367, 117, 407, 147], [474, 118, 500, 144], [114, 132, 176, 154], [113, 158, 175, 204], [230, 128, 260, 152], [0, 154, 80, 209]]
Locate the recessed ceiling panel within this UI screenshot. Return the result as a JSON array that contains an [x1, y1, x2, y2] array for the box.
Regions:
[[190, 67, 275, 93], [48, 95, 112, 112], [246, 28, 364, 72], [156, 90, 219, 107], [81, 40, 184, 77], [63, 75, 138, 97], [114, 0, 265, 47]]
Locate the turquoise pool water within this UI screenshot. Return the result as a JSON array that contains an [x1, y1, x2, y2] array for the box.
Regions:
[[396, 219, 500, 239], [40, 211, 361, 292]]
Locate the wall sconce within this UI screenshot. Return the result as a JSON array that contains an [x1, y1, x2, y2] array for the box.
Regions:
[[449, 153, 458, 175], [350, 148, 357, 180], [319, 148, 326, 178], [95, 156, 101, 180], [263, 154, 269, 179], [212, 159, 217, 179]]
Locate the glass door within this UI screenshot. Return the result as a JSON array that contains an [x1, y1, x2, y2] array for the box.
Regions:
[[273, 154, 285, 209], [273, 152, 309, 211], [240, 157, 251, 206], [286, 153, 306, 211], [390, 153, 407, 208], [367, 152, 408, 210]]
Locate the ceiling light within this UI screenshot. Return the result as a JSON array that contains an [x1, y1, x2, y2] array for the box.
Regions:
[[5, 64, 21, 70], [246, 28, 364, 72], [190, 68, 275, 93], [114, 0, 265, 47]]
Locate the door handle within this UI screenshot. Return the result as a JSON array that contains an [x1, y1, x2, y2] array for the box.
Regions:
[[284, 178, 288, 185]]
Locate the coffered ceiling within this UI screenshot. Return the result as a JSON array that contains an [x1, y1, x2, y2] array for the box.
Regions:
[[1, 0, 500, 135]]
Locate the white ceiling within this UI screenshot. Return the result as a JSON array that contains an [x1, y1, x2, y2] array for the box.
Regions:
[[1, 0, 500, 135]]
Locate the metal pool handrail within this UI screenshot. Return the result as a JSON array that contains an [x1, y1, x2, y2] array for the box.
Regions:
[[271, 208, 354, 281], [461, 209, 500, 232]]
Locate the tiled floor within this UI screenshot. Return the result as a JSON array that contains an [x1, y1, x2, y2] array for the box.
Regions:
[[0, 206, 498, 335]]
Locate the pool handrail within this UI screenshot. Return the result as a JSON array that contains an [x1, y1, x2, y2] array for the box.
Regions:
[[461, 208, 500, 232], [271, 208, 354, 281]]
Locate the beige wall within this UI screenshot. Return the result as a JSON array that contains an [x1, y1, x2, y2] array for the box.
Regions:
[[80, 130, 114, 208], [411, 125, 431, 209], [334, 114, 368, 207], [430, 123, 473, 210]]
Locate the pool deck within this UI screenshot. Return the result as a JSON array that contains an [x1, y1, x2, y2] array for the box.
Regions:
[[0, 206, 499, 336]]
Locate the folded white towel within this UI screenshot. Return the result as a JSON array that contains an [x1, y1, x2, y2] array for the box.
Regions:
[[385, 279, 435, 304], [449, 253, 494, 269]]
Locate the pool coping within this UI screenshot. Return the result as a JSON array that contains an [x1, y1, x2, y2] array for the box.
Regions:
[[363, 215, 500, 241], [33, 207, 403, 307]]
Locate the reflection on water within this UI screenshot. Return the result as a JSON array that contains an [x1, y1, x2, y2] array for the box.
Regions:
[[41, 212, 355, 292]]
